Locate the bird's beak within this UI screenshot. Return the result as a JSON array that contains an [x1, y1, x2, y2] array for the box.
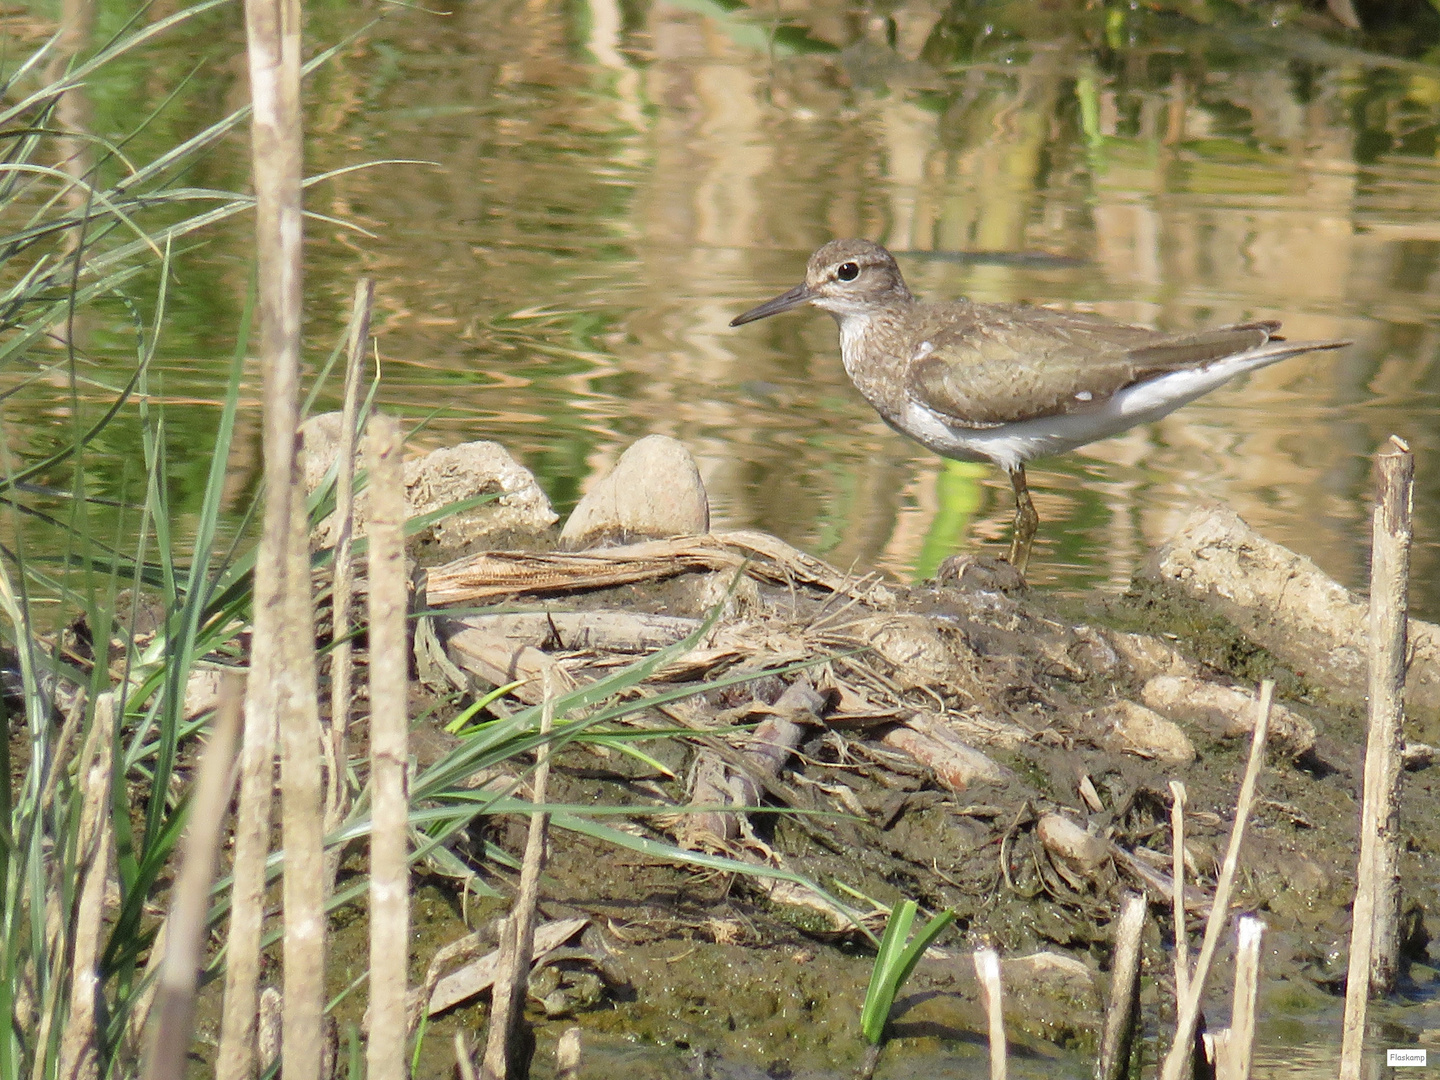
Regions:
[[729, 282, 814, 327]]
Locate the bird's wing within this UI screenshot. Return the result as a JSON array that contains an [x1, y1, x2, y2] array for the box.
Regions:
[[906, 305, 1277, 427]]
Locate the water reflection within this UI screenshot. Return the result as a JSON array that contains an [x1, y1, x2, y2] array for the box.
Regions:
[[325, 0, 1437, 609], [7, 0, 1440, 615]]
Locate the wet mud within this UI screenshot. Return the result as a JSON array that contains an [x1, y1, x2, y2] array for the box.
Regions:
[[365, 537, 1440, 1078]]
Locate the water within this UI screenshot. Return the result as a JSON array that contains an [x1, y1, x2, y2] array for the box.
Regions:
[[308, 0, 1440, 611], [12, 0, 1440, 614]]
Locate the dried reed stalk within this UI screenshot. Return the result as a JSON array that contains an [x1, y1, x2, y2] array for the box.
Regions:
[[277, 334, 327, 1080], [323, 277, 375, 893], [144, 676, 244, 1080], [366, 414, 410, 1080], [455, 1032, 479, 1080], [1210, 916, 1265, 1080], [239, 0, 325, 1076], [258, 986, 283, 1072], [1340, 435, 1414, 1079], [1096, 893, 1147, 1080], [974, 947, 1006, 1080], [216, 685, 278, 1079], [56, 692, 117, 1080], [1159, 681, 1273, 1080], [482, 679, 556, 1080], [1169, 779, 1189, 1005]]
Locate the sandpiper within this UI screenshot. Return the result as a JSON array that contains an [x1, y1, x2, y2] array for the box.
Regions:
[[730, 238, 1349, 574]]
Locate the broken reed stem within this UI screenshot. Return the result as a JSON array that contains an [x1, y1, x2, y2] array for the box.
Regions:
[[37, 691, 86, 815], [1214, 916, 1265, 1080], [1159, 681, 1272, 1080], [239, 0, 325, 1076], [555, 1028, 582, 1080], [257, 986, 283, 1074], [144, 677, 244, 1080], [1340, 435, 1414, 1080], [482, 677, 557, 1080], [455, 1032, 480, 1080], [1169, 780, 1189, 1006], [323, 276, 375, 892], [366, 414, 410, 1080], [56, 692, 117, 1080], [1096, 893, 1146, 1080], [974, 947, 1006, 1080]]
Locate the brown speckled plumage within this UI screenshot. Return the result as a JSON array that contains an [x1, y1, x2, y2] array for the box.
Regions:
[[731, 238, 1350, 571]]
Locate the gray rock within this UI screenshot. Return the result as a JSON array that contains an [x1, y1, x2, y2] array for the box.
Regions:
[[299, 412, 346, 496], [297, 412, 558, 551], [560, 435, 709, 548], [404, 441, 557, 550]]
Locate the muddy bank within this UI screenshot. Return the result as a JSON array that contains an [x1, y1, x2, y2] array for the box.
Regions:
[[303, 429, 1440, 1077]]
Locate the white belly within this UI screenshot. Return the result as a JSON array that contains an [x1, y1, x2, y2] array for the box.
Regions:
[[891, 354, 1283, 473]]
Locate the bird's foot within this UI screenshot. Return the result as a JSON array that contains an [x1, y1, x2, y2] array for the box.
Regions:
[[934, 553, 1026, 593]]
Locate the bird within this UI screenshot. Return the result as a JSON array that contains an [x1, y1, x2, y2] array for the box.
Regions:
[[729, 238, 1349, 574]]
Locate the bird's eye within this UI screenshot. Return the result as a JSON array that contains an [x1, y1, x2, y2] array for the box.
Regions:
[[836, 262, 860, 282]]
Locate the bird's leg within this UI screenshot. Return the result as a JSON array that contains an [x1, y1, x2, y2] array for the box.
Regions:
[[1005, 464, 1038, 574]]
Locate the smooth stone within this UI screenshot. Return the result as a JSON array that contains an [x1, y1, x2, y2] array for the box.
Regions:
[[560, 435, 709, 548]]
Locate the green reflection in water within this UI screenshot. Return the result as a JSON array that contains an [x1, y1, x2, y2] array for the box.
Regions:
[[912, 459, 987, 582]]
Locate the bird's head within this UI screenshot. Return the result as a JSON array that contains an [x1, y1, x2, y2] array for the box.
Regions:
[[730, 239, 913, 326]]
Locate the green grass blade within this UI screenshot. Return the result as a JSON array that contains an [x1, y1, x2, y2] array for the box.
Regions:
[[890, 908, 955, 996], [861, 899, 916, 1044]]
